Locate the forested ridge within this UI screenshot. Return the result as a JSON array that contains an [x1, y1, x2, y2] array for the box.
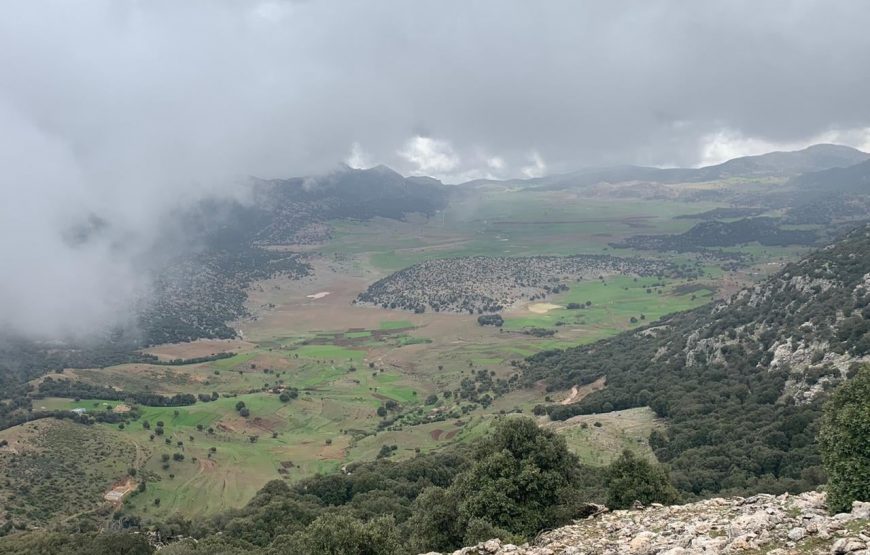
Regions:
[[525, 223, 870, 497]]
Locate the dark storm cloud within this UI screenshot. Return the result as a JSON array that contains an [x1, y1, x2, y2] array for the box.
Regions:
[[1, 0, 869, 335]]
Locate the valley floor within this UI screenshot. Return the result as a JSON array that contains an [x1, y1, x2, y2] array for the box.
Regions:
[[4, 193, 812, 526]]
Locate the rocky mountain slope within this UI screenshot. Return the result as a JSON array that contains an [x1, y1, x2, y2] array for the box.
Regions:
[[432, 492, 869, 555], [525, 224, 870, 496]]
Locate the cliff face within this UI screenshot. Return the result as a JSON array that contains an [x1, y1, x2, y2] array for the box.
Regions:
[[426, 492, 869, 555]]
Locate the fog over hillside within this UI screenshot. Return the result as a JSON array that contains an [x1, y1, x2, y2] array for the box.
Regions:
[[3, 0, 870, 337]]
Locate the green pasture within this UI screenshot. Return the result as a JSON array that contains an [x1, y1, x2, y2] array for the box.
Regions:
[[553, 407, 664, 466], [290, 344, 364, 361], [503, 275, 714, 336], [325, 195, 728, 271]]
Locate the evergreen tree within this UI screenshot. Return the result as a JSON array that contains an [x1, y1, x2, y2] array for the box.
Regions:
[[605, 450, 679, 509], [818, 366, 870, 514]]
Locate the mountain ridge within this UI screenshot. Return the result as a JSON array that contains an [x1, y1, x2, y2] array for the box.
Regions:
[[459, 144, 870, 189]]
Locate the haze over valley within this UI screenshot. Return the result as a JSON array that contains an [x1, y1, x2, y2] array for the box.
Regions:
[[0, 2, 868, 554]]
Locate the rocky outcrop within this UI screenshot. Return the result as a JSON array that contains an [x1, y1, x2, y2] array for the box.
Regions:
[[425, 492, 869, 555]]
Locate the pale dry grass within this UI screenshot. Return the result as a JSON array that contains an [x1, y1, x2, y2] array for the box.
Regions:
[[143, 339, 255, 360]]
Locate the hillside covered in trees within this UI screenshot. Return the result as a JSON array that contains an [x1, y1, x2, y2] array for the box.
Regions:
[[139, 165, 450, 346], [613, 216, 820, 252], [524, 224, 870, 497], [0, 166, 450, 391]]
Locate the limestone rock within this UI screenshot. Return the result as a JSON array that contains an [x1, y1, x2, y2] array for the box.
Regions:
[[853, 502, 870, 520], [423, 491, 870, 555], [832, 538, 866, 554]]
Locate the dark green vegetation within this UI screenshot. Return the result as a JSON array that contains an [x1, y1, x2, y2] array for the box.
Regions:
[[0, 532, 152, 555], [141, 246, 310, 346], [0, 417, 683, 554], [0, 377, 196, 432], [788, 157, 870, 196], [254, 165, 448, 244], [0, 336, 156, 393], [780, 159, 870, 225], [614, 217, 819, 252], [604, 450, 679, 510], [0, 420, 136, 531], [819, 367, 870, 514], [528, 224, 870, 497], [38, 378, 197, 407], [407, 417, 597, 549]]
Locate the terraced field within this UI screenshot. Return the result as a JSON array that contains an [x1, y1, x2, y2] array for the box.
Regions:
[[14, 191, 807, 526]]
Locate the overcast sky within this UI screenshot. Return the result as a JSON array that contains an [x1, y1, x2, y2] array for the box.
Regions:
[[2, 0, 870, 336]]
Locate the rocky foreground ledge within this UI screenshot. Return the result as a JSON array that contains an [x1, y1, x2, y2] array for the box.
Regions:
[[424, 492, 870, 555]]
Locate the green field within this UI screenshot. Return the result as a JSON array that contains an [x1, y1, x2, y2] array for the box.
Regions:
[[503, 275, 714, 338], [324, 195, 725, 271], [549, 407, 664, 465], [290, 344, 365, 361], [13, 187, 809, 526]]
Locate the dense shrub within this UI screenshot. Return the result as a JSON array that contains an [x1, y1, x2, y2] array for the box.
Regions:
[[0, 532, 153, 555], [408, 417, 597, 551], [819, 366, 870, 513], [605, 450, 679, 509]]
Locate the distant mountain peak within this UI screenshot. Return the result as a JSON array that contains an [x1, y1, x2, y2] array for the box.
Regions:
[[800, 143, 867, 154], [462, 143, 870, 190]]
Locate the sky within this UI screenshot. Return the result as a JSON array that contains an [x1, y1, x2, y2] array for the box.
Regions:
[[2, 0, 870, 337]]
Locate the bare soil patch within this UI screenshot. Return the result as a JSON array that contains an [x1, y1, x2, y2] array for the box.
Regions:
[[143, 339, 255, 361], [104, 478, 135, 503], [199, 458, 217, 472], [528, 302, 562, 314], [561, 377, 606, 405], [318, 438, 348, 461], [393, 238, 472, 254], [217, 415, 285, 435]]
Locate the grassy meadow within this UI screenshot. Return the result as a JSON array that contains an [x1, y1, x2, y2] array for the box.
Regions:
[[12, 188, 810, 524]]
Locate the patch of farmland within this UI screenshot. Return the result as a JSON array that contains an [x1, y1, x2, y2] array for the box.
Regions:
[[356, 254, 686, 314]]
